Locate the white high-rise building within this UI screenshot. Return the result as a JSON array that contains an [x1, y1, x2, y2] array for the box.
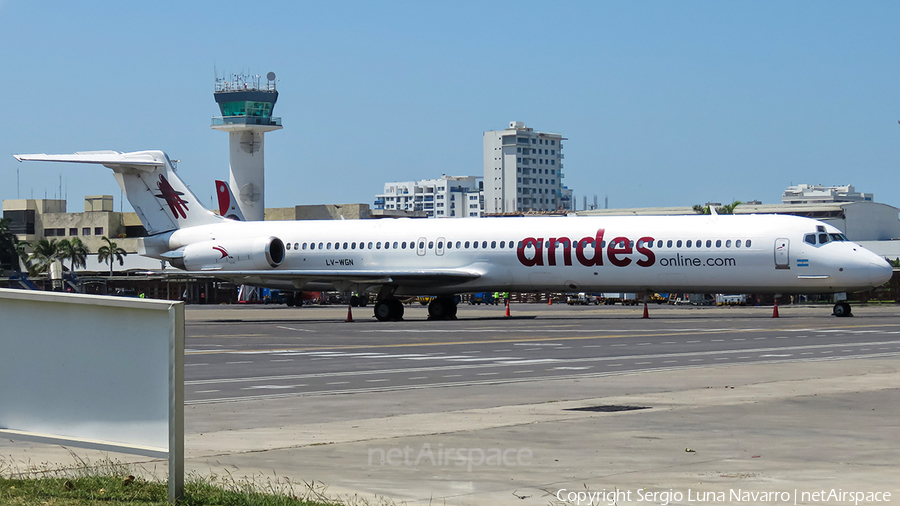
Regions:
[[483, 121, 568, 214], [375, 175, 483, 218]]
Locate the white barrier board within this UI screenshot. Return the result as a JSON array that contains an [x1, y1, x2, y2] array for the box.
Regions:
[[0, 288, 183, 463]]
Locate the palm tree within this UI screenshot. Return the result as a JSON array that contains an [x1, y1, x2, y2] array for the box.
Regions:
[[26, 238, 62, 276], [97, 236, 127, 277], [718, 200, 743, 214], [692, 201, 743, 215], [57, 237, 90, 272], [0, 218, 19, 272]]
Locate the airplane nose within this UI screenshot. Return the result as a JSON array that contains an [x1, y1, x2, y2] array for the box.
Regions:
[[869, 259, 893, 286]]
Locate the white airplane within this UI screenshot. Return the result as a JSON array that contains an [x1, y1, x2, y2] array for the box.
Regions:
[[14, 150, 893, 320]]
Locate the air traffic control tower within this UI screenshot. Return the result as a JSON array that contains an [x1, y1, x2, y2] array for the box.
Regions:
[[211, 72, 282, 221]]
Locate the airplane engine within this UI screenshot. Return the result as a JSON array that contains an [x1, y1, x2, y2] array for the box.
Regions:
[[170, 237, 285, 271]]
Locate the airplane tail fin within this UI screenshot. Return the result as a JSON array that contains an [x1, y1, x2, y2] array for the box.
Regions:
[[215, 180, 246, 221], [14, 150, 224, 235]]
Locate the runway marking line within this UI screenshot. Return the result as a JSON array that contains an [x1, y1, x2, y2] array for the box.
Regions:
[[184, 322, 900, 356]]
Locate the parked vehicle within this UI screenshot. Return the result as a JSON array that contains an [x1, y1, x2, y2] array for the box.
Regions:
[[566, 292, 599, 305], [716, 294, 747, 306], [470, 292, 496, 305], [600, 293, 639, 305]]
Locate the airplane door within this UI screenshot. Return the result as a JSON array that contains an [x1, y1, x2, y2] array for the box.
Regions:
[[435, 237, 445, 256], [417, 237, 427, 256], [774, 238, 790, 269]]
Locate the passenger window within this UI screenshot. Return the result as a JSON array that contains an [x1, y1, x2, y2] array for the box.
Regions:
[[666, 240, 673, 248], [746, 240, 752, 247], [456, 241, 461, 248], [499, 241, 505, 248], [368, 242, 374, 249], [327, 243, 332, 250], [696, 240, 701, 248], [437, 241, 443, 249], [482, 241, 488, 248], [686, 240, 692, 247], [736, 240, 741, 248], [491, 241, 497, 248], [394, 242, 399, 249], [473, 241, 479, 249], [446, 242, 452, 249], [805, 234, 816, 245], [676, 240, 682, 248], [465, 241, 471, 248], [714, 240, 721, 247], [286, 243, 292, 250], [351, 242, 356, 250], [629, 240, 634, 248], [726, 240, 732, 247], [706, 240, 712, 248], [657, 240, 663, 248], [419, 241, 425, 250], [303, 243, 308, 250], [343, 242, 348, 249], [428, 241, 434, 249]]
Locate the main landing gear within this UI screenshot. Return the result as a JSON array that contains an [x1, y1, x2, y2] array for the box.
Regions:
[[832, 302, 852, 317], [427, 296, 458, 321], [374, 298, 404, 321]]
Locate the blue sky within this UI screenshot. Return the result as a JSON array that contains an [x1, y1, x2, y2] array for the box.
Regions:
[[1, 1, 898, 213]]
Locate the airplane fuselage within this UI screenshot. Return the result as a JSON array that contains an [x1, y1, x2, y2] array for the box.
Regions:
[[153, 213, 891, 296]]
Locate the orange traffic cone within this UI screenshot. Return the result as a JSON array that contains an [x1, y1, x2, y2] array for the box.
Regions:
[[346, 303, 354, 322], [642, 301, 649, 319], [548, 294, 553, 305], [505, 299, 511, 317], [772, 298, 779, 318]]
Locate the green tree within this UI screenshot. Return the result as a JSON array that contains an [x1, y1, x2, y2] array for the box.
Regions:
[[97, 236, 127, 277], [0, 218, 20, 272], [717, 200, 743, 214], [692, 201, 743, 215], [58, 237, 90, 272], [25, 238, 63, 276]]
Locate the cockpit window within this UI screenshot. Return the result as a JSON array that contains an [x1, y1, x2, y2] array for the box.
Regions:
[[830, 233, 847, 241], [818, 233, 830, 244], [805, 234, 816, 245]]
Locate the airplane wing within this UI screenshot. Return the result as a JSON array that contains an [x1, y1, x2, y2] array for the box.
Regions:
[[153, 268, 482, 288]]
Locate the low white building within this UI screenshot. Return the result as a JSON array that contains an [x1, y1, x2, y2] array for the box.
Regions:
[[782, 184, 873, 204], [375, 175, 483, 218]]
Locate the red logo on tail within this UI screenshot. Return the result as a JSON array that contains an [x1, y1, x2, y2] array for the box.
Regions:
[[153, 175, 189, 219]]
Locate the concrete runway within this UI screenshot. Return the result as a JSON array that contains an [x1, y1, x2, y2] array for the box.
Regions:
[[3, 303, 900, 505]]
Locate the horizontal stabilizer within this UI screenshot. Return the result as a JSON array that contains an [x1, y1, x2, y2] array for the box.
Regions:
[[14, 151, 162, 171]]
